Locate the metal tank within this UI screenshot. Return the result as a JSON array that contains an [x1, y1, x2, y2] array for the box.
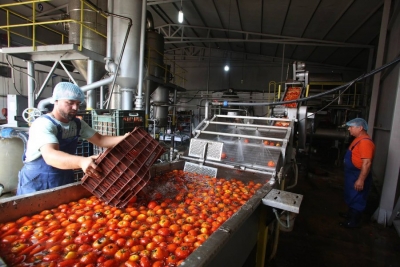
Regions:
[[0, 138, 24, 194], [145, 11, 170, 127], [152, 86, 169, 127], [68, 0, 107, 82], [112, 0, 143, 110]]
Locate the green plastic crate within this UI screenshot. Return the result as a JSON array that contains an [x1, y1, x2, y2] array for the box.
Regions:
[[91, 109, 145, 154]]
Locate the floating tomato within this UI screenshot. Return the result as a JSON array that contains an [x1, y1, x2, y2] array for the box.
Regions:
[[115, 248, 130, 262]]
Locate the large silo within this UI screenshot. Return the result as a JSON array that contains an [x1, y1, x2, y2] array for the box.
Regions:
[[68, 0, 107, 82]]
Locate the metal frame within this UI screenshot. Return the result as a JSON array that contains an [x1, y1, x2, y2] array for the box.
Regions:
[[156, 24, 374, 48]]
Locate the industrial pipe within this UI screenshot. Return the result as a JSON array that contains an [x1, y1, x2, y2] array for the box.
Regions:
[[37, 75, 116, 110], [135, 0, 147, 111]]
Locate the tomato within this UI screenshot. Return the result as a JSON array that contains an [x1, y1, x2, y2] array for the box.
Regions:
[[146, 242, 158, 251], [74, 234, 90, 244], [140, 256, 151, 267], [267, 160, 275, 167], [166, 254, 179, 265], [47, 244, 62, 253], [80, 252, 97, 265], [183, 235, 196, 244], [64, 243, 78, 252], [129, 254, 140, 262], [46, 234, 63, 245], [130, 244, 145, 253], [93, 236, 110, 249], [118, 227, 133, 237], [140, 237, 151, 246], [77, 243, 92, 254], [126, 238, 139, 247], [115, 237, 127, 247], [2, 234, 19, 243], [115, 248, 131, 262], [43, 225, 59, 234], [151, 247, 168, 261], [102, 243, 119, 256], [60, 235, 74, 246], [43, 253, 60, 262], [64, 251, 79, 260], [157, 228, 170, 237], [125, 260, 140, 267], [57, 259, 79, 267], [175, 245, 190, 259], [10, 242, 28, 253], [117, 220, 130, 228]]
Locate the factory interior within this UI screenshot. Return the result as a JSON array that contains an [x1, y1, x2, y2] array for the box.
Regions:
[[0, 0, 400, 266]]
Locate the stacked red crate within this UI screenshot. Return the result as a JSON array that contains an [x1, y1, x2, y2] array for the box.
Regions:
[[81, 127, 165, 207]]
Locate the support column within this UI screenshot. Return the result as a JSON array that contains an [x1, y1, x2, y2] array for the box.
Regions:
[[367, 0, 391, 137], [26, 60, 35, 108], [86, 59, 96, 109], [373, 66, 400, 225], [135, 0, 147, 111]]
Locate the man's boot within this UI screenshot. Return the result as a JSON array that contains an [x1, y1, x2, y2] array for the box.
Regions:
[[339, 209, 362, 228]]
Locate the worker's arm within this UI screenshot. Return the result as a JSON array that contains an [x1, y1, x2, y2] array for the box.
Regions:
[[354, 158, 372, 191], [87, 132, 128, 148], [40, 144, 101, 178]]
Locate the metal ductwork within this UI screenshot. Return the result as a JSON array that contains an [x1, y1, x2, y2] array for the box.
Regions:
[[68, 0, 107, 82]]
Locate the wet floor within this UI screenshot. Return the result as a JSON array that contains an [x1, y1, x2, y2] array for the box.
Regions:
[[269, 156, 400, 267]]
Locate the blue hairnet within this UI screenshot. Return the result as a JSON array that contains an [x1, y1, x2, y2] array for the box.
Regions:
[[346, 118, 368, 131], [50, 82, 85, 104]]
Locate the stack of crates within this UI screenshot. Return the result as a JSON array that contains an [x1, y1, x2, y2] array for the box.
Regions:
[[91, 109, 145, 154], [74, 111, 93, 181], [81, 127, 165, 207]]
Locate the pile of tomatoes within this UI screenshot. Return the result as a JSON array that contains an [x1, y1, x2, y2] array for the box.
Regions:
[[283, 87, 301, 108], [0, 170, 263, 267]]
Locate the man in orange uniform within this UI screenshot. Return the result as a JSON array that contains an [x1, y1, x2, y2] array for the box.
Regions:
[[340, 118, 375, 228]]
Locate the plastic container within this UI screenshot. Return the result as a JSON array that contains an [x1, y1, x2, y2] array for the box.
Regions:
[[91, 109, 145, 154], [81, 127, 165, 207], [75, 111, 94, 157]]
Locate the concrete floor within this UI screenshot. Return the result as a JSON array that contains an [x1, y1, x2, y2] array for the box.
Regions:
[[270, 157, 400, 267]]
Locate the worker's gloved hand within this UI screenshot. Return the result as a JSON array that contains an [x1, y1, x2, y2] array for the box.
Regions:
[[81, 155, 102, 179]]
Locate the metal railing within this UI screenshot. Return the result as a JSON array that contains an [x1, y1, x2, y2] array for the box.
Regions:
[[0, 0, 106, 51]]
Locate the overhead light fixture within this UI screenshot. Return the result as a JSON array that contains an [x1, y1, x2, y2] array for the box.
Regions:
[[224, 64, 230, 72], [178, 0, 184, 23]]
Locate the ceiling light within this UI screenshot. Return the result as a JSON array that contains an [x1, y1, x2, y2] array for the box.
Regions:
[[178, 0, 184, 23], [224, 65, 230, 72], [178, 10, 184, 23]]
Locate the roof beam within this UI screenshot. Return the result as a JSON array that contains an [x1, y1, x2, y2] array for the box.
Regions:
[[156, 24, 374, 48]]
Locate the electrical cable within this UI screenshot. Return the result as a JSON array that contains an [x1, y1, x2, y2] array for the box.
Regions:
[[178, 90, 200, 103], [220, 55, 400, 107], [298, 78, 356, 122], [5, 55, 39, 97]]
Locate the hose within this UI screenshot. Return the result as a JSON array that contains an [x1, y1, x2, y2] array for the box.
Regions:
[[286, 158, 298, 190], [273, 208, 291, 229]]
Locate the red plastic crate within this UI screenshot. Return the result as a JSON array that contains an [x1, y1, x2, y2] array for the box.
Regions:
[[81, 127, 165, 207]]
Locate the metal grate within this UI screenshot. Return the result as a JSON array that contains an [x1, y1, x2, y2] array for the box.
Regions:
[[188, 139, 223, 161], [184, 162, 217, 178]]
